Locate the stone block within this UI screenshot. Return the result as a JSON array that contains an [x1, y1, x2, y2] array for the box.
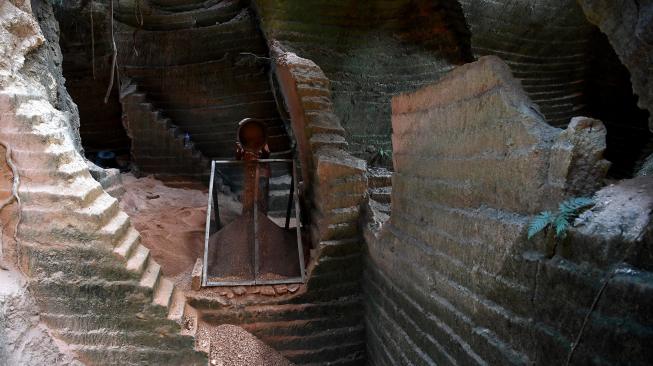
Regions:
[[191, 258, 203, 291], [549, 116, 611, 196]]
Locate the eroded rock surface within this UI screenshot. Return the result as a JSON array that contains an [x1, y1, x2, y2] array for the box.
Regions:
[[29, 0, 83, 153], [365, 56, 650, 365], [0, 269, 83, 366], [572, 175, 653, 269], [549, 116, 611, 196], [0, 1, 205, 364], [256, 0, 471, 158]]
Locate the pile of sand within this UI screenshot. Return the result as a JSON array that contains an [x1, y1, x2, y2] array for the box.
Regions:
[[208, 324, 292, 366]]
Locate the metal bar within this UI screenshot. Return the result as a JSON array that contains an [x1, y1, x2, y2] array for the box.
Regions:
[[212, 170, 221, 229], [285, 170, 294, 229], [254, 277, 304, 285], [253, 163, 260, 283], [212, 159, 293, 164], [293, 161, 306, 282], [205, 276, 303, 287], [205, 279, 257, 287], [202, 161, 216, 287]]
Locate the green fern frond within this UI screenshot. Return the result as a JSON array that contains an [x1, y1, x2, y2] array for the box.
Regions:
[[558, 197, 594, 216], [528, 197, 594, 241], [554, 215, 570, 238], [378, 149, 392, 159], [528, 211, 553, 239]]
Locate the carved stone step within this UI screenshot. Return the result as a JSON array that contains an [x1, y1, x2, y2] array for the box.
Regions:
[[126, 244, 151, 274], [113, 226, 141, 260]]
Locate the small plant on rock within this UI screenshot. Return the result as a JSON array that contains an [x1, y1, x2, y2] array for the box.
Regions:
[[377, 148, 392, 161], [528, 197, 594, 240], [369, 146, 393, 167]]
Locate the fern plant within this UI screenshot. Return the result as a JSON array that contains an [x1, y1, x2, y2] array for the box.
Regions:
[[378, 148, 392, 160], [528, 197, 594, 239]]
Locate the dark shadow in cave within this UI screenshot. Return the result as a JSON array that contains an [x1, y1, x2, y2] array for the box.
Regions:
[[54, 3, 131, 168], [585, 30, 651, 179]]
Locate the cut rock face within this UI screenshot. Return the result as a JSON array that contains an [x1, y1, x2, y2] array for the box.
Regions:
[[0, 1, 205, 364], [459, 0, 598, 127], [549, 116, 611, 196], [256, 0, 471, 159], [364, 56, 649, 365], [0, 269, 83, 366], [391, 55, 609, 215]]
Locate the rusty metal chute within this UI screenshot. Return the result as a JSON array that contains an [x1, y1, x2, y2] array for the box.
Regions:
[[202, 159, 305, 286]]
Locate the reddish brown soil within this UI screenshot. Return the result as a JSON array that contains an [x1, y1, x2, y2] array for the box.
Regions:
[[119, 174, 240, 277]]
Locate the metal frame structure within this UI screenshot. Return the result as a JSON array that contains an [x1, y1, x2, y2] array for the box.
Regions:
[[202, 159, 306, 287]]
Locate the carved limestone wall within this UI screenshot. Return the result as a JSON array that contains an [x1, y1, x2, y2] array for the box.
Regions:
[[254, 0, 471, 159], [0, 2, 204, 364], [364, 56, 651, 365]]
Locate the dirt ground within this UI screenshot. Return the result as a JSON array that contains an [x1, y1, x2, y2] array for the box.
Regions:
[[119, 174, 241, 277], [207, 324, 292, 366]]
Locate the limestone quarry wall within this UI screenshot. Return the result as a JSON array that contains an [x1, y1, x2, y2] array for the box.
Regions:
[[0, 1, 205, 364], [364, 56, 652, 365], [115, 1, 290, 162], [461, 0, 651, 178], [54, 1, 129, 153], [23, 0, 84, 154], [254, 0, 471, 160], [460, 0, 598, 127], [254, 0, 651, 177]]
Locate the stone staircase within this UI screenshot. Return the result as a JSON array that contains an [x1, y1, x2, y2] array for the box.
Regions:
[[365, 167, 392, 233], [120, 83, 212, 182], [87, 161, 126, 199], [367, 167, 392, 206], [115, 0, 291, 161], [0, 90, 206, 365], [268, 173, 293, 216]]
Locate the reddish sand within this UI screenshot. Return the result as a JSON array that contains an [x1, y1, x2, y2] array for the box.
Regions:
[[119, 174, 240, 277]]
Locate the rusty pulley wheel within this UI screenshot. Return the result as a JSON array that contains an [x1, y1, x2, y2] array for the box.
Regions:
[[237, 118, 268, 153]]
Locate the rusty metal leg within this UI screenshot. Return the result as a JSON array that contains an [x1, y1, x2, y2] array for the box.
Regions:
[[285, 171, 294, 229], [212, 169, 221, 229], [253, 163, 260, 281], [293, 161, 306, 282]]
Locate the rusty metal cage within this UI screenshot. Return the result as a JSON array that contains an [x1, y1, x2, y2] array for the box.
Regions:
[[202, 159, 305, 287]]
